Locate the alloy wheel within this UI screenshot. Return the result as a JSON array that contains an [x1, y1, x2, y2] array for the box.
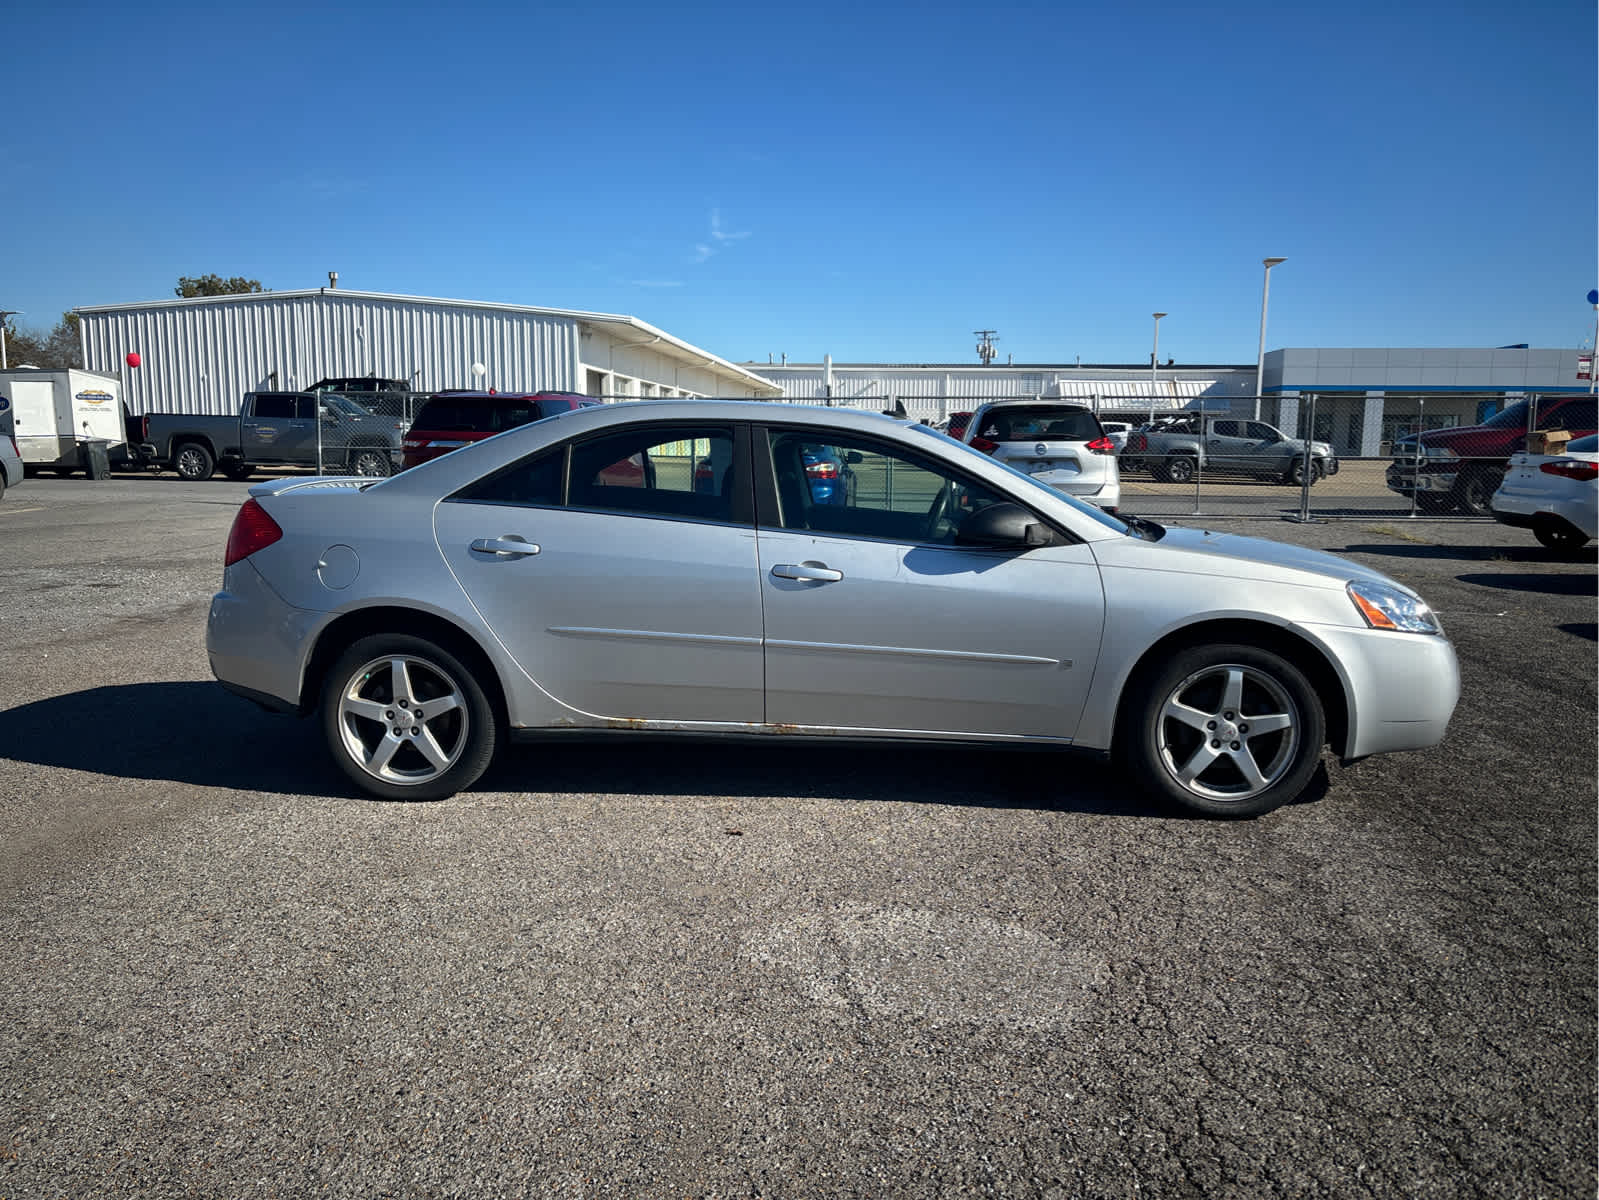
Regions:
[[1155, 663, 1301, 802]]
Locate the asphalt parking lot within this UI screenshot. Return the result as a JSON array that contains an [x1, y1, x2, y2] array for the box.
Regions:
[[0, 474, 1593, 1199]]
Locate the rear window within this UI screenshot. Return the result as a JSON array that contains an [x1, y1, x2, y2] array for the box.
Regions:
[[412, 396, 540, 434], [975, 406, 1102, 443]]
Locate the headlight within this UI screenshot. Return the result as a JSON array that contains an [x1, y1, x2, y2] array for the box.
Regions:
[[1347, 581, 1440, 634], [1424, 445, 1459, 461]]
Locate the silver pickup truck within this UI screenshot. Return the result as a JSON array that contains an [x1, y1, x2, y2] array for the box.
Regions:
[[133, 391, 406, 481], [1122, 416, 1337, 485]]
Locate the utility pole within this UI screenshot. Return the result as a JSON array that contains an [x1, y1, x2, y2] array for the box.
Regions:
[[974, 330, 999, 366]]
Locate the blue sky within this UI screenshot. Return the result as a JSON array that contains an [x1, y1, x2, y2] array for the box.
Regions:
[[3, 0, 1593, 366]]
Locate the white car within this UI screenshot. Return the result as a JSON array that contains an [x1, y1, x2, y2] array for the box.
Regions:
[[1100, 420, 1132, 453], [960, 401, 1120, 512], [1490, 434, 1598, 552]]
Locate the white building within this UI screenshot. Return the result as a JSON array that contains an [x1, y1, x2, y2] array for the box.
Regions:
[[75, 289, 782, 416]]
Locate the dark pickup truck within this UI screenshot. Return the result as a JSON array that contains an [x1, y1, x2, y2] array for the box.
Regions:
[[1386, 394, 1598, 514], [134, 391, 407, 480]]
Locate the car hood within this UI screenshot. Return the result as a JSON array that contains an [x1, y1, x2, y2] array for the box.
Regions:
[[1096, 524, 1406, 592]]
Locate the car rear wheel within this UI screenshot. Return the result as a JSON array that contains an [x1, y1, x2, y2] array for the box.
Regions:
[[1533, 518, 1590, 553], [1162, 456, 1196, 484], [1128, 643, 1325, 818], [349, 448, 392, 477], [321, 634, 498, 801], [174, 442, 215, 481]]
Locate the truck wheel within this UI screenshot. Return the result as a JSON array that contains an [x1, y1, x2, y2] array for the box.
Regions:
[[348, 448, 392, 477], [174, 442, 215, 481], [1126, 642, 1326, 818], [1285, 459, 1323, 487], [321, 633, 498, 801], [1456, 467, 1502, 517], [1163, 456, 1196, 484]]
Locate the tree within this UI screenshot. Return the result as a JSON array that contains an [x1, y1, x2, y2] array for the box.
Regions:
[[2, 311, 82, 370], [175, 274, 265, 298]]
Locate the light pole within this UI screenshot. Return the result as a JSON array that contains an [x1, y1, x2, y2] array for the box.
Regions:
[[1255, 258, 1285, 421], [1148, 312, 1166, 426], [0, 310, 22, 372]]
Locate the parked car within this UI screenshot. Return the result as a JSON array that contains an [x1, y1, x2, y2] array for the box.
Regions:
[[1100, 420, 1133, 453], [1387, 395, 1599, 515], [0, 427, 22, 501], [1123, 416, 1336, 485], [401, 391, 597, 469], [308, 376, 410, 396], [959, 401, 1120, 511], [135, 391, 405, 480], [943, 411, 973, 440], [1489, 433, 1598, 552], [208, 401, 1459, 819]]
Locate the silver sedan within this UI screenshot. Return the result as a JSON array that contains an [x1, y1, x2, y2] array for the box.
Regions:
[[207, 401, 1459, 817]]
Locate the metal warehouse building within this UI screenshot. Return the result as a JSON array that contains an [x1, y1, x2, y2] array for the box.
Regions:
[[75, 289, 782, 416]]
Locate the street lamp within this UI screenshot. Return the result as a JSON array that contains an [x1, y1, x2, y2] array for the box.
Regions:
[[1148, 312, 1167, 426], [1255, 258, 1286, 421], [0, 310, 22, 372]]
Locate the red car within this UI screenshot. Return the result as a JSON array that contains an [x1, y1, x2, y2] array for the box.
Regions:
[[402, 391, 596, 469]]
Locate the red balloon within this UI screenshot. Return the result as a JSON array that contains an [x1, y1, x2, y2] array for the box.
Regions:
[[125, 352, 141, 368]]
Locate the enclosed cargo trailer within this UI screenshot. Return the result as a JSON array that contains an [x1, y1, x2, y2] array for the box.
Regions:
[[0, 369, 127, 474]]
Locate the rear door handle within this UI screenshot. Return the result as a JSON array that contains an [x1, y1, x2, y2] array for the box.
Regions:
[[470, 536, 540, 558], [771, 562, 843, 583]]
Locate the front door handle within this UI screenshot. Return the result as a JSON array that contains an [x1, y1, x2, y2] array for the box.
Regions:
[[470, 536, 540, 558], [771, 561, 843, 583]]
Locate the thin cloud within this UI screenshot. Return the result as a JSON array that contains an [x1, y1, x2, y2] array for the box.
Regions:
[[710, 208, 751, 241], [692, 243, 714, 264]]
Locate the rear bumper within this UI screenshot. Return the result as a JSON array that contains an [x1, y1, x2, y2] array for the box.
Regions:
[[207, 560, 322, 711]]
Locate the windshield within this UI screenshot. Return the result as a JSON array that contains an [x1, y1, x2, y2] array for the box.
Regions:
[[911, 425, 1130, 534], [321, 394, 368, 417], [1479, 400, 1530, 429]]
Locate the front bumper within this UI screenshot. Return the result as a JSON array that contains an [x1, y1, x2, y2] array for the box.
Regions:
[[1311, 622, 1461, 759], [1386, 462, 1460, 496]]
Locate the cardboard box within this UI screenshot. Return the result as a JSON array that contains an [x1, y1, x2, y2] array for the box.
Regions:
[[1529, 430, 1573, 455]]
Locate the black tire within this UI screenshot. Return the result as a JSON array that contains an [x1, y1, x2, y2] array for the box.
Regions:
[[1126, 642, 1326, 818], [347, 447, 392, 478], [1163, 456, 1196, 485], [221, 461, 255, 482], [1413, 493, 1453, 514], [1284, 458, 1323, 487], [173, 442, 215, 481], [1533, 519, 1590, 553], [0, 472, 6, 502], [321, 633, 498, 801], [1455, 467, 1502, 517]]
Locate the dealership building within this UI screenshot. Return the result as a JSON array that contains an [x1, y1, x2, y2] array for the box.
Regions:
[[70, 288, 1590, 458]]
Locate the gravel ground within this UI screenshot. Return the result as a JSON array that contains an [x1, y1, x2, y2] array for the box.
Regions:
[[0, 475, 1593, 1199]]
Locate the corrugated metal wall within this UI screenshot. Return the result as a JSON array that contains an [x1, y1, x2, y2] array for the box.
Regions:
[[80, 293, 581, 415]]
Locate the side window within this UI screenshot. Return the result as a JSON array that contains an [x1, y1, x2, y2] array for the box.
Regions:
[[1548, 400, 1596, 430], [1212, 421, 1238, 437], [1246, 422, 1278, 440], [252, 394, 294, 420], [569, 426, 737, 523], [296, 396, 318, 421], [453, 448, 564, 508], [765, 430, 1008, 546]]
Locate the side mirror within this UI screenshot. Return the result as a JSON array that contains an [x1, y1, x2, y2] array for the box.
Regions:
[[954, 502, 1050, 549], [845, 451, 864, 465]]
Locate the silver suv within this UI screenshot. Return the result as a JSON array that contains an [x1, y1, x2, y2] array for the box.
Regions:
[[960, 401, 1120, 512]]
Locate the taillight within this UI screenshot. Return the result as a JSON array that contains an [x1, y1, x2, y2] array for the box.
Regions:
[[805, 461, 839, 479], [224, 499, 283, 566], [971, 437, 999, 454], [1128, 433, 1147, 451], [1085, 436, 1115, 454], [1539, 460, 1599, 482]]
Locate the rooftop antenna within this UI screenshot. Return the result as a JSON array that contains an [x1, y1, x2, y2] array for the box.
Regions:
[[974, 329, 999, 365]]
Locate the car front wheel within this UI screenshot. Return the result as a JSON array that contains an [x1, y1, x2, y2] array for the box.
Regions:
[[1127, 643, 1326, 818], [321, 634, 498, 801]]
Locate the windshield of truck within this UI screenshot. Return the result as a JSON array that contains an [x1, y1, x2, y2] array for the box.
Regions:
[[1478, 401, 1530, 429]]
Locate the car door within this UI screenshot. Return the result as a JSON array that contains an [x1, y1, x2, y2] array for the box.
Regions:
[[433, 421, 763, 724], [241, 393, 313, 464], [1205, 419, 1254, 472], [755, 426, 1106, 740]]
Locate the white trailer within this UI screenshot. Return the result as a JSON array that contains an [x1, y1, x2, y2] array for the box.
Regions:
[[0, 369, 126, 473]]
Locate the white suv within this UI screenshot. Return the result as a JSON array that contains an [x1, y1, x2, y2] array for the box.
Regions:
[[960, 401, 1120, 512]]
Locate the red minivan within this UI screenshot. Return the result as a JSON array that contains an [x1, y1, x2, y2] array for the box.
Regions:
[[401, 391, 596, 469]]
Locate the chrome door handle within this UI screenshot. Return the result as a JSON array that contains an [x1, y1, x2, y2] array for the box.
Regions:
[[470, 536, 540, 558], [771, 562, 843, 583]]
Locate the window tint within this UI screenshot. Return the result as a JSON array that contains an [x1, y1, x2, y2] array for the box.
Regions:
[[1212, 421, 1239, 437], [766, 430, 1008, 545], [569, 426, 737, 523], [976, 406, 1100, 443], [1245, 422, 1278, 440], [455, 448, 564, 507], [252, 394, 295, 419], [414, 396, 537, 433], [1549, 399, 1597, 429]]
